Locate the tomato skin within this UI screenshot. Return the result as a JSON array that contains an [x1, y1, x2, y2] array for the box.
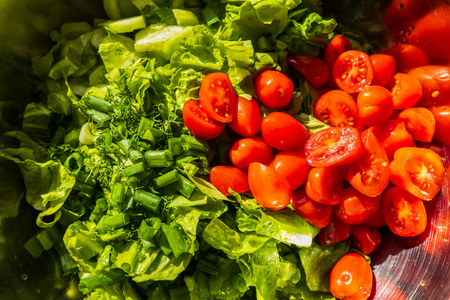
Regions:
[[314, 90, 363, 131], [364, 208, 387, 228], [357, 85, 394, 127], [248, 162, 292, 210], [351, 225, 381, 255], [335, 187, 381, 225], [389, 73, 423, 110], [330, 253, 373, 300], [270, 149, 310, 191], [389, 147, 445, 201], [370, 119, 414, 158], [382, 186, 427, 237], [254, 70, 294, 108], [397, 107, 435, 143], [408, 66, 450, 107], [347, 128, 390, 197], [291, 188, 333, 228], [182, 100, 225, 140], [199, 72, 237, 123], [210, 166, 250, 196], [229, 137, 273, 169], [383, 44, 431, 73], [305, 126, 363, 167], [305, 167, 343, 205], [228, 97, 262, 137], [324, 34, 353, 88], [428, 105, 450, 144], [333, 50, 374, 94], [261, 112, 310, 151], [370, 54, 396, 87], [288, 55, 330, 89], [317, 214, 352, 246]]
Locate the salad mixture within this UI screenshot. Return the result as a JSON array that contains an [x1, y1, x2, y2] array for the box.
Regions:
[[1, 0, 449, 299]]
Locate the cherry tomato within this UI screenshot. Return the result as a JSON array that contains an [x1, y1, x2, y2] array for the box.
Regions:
[[382, 186, 427, 237], [389, 73, 423, 110], [288, 55, 330, 89], [330, 253, 373, 300], [347, 128, 390, 197], [210, 166, 250, 196], [317, 214, 352, 246], [248, 162, 292, 210], [305, 126, 363, 167], [357, 85, 394, 127], [390, 147, 445, 201], [254, 70, 294, 108], [370, 53, 396, 87], [261, 112, 310, 151], [397, 107, 436, 143], [229, 137, 273, 169], [199, 72, 237, 123], [335, 187, 381, 225], [305, 167, 343, 205], [269, 149, 310, 191], [333, 50, 374, 94], [351, 225, 382, 255], [291, 188, 333, 228], [324, 34, 353, 88], [314, 90, 363, 131], [364, 208, 387, 228], [370, 119, 414, 157], [383, 44, 431, 73], [408, 65, 450, 107], [228, 96, 261, 137], [428, 105, 450, 144], [182, 100, 225, 140]]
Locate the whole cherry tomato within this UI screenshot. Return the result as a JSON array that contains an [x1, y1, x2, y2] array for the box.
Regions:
[[248, 162, 292, 210], [397, 107, 435, 143], [324, 34, 353, 88], [408, 65, 450, 107], [370, 119, 414, 157], [351, 225, 381, 255], [357, 85, 394, 127], [390, 147, 445, 201], [305, 126, 363, 167], [330, 253, 373, 300], [228, 96, 262, 137], [370, 53, 396, 87], [389, 73, 423, 109], [333, 50, 374, 94], [364, 208, 387, 228], [335, 187, 381, 225], [210, 166, 250, 196], [317, 214, 352, 246], [182, 100, 225, 140], [305, 167, 343, 205], [269, 149, 310, 191], [229, 137, 273, 169], [291, 188, 333, 228], [261, 112, 310, 151], [383, 44, 431, 73], [199, 72, 237, 123], [288, 55, 330, 89], [254, 70, 294, 108], [382, 186, 427, 237], [428, 105, 450, 144]]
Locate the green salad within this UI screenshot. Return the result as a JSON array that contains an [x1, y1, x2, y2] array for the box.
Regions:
[[0, 0, 380, 299]]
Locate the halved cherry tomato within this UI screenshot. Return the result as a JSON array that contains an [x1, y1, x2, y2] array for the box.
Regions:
[[288, 55, 330, 89], [317, 214, 352, 246], [335, 187, 381, 225], [390, 147, 445, 201], [229, 136, 273, 169], [199, 72, 237, 123], [261, 112, 310, 151], [314, 90, 363, 131], [291, 188, 333, 228], [248, 162, 292, 210], [351, 225, 382, 255], [347, 128, 390, 197], [364, 208, 387, 228], [370, 53, 396, 87], [408, 65, 450, 107], [397, 107, 436, 143], [182, 100, 225, 140], [333, 50, 374, 94], [210, 166, 250, 196], [389, 73, 423, 109], [330, 253, 373, 300], [305, 126, 363, 167], [383, 44, 431, 73], [228, 96, 261, 137], [382, 186, 427, 237], [428, 105, 450, 144], [270, 149, 310, 191], [305, 167, 343, 205], [254, 70, 294, 108], [357, 85, 394, 127], [370, 119, 414, 157], [324, 34, 353, 88]]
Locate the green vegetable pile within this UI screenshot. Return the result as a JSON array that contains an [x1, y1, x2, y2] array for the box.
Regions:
[[0, 0, 372, 299]]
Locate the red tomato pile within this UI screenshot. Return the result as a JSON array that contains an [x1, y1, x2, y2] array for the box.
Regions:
[[182, 30, 449, 299]]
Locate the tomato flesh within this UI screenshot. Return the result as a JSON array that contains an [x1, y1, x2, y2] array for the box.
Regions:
[[333, 50, 374, 94], [389, 73, 423, 109], [408, 65, 450, 107], [397, 107, 435, 143], [324, 34, 353, 88], [370, 119, 414, 158]]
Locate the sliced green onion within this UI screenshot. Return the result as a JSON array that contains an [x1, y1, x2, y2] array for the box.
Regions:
[[85, 108, 111, 123], [138, 217, 161, 241], [145, 150, 173, 168], [170, 174, 196, 198], [161, 224, 188, 258], [118, 139, 131, 154], [78, 268, 126, 294], [95, 213, 130, 233], [50, 126, 66, 147], [196, 258, 219, 276], [111, 183, 127, 204], [168, 286, 190, 300], [154, 169, 179, 189], [182, 135, 209, 152], [84, 94, 112, 113], [168, 137, 183, 156], [134, 190, 162, 212], [24, 235, 45, 258], [125, 162, 146, 177], [64, 152, 83, 174], [202, 5, 220, 27], [129, 150, 144, 163], [196, 271, 210, 299]]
